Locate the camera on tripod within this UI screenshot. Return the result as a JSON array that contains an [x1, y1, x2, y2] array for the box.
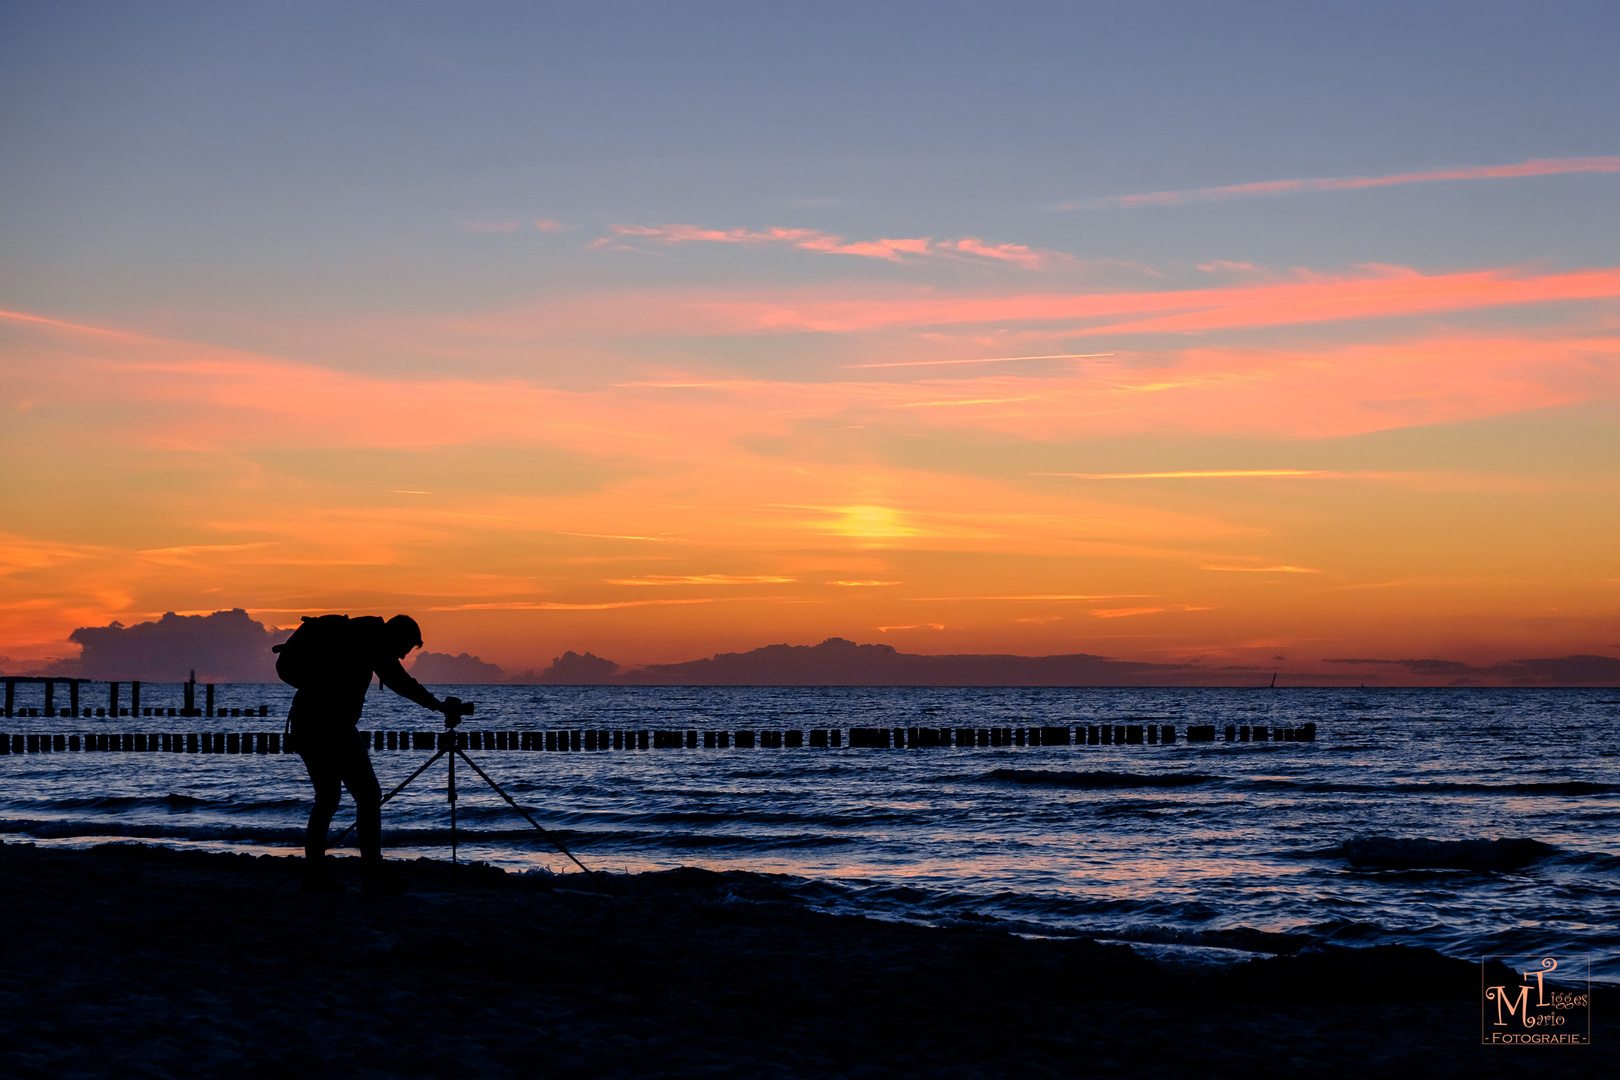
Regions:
[[440, 695, 476, 728]]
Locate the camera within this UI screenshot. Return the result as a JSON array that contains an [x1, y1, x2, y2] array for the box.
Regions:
[[440, 695, 476, 727]]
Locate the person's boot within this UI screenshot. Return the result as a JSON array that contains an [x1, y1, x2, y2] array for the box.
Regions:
[[300, 861, 346, 893], [362, 863, 409, 896]]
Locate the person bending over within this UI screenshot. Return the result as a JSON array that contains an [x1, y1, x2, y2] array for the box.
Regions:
[[274, 613, 453, 894]]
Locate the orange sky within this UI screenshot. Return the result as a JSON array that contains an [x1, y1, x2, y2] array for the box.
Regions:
[[4, 257, 1618, 676]]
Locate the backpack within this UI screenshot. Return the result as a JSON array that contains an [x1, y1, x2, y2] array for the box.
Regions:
[[271, 614, 353, 689]]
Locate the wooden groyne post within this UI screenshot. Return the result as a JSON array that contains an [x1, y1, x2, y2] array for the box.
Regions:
[[0, 719, 1313, 755]]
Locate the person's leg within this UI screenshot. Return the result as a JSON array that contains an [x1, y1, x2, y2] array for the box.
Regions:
[[335, 732, 383, 865], [298, 736, 345, 889], [334, 731, 404, 893]]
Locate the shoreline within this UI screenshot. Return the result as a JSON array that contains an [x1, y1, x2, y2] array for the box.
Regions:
[[1, 842, 1608, 1077]]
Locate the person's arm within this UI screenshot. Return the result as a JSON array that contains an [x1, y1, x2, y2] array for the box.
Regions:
[[374, 655, 444, 713]]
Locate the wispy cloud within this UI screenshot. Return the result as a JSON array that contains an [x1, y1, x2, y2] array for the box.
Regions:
[[0, 307, 141, 339], [605, 574, 796, 586], [136, 542, 279, 566], [552, 531, 682, 543], [1091, 605, 1212, 618], [1200, 564, 1322, 574], [428, 598, 730, 611], [8, 303, 1618, 449], [553, 265, 1620, 341], [532, 219, 565, 232], [1038, 470, 1332, 480], [848, 353, 1115, 370], [596, 224, 1062, 268], [908, 595, 1150, 602], [1060, 156, 1620, 210], [897, 396, 1037, 409]]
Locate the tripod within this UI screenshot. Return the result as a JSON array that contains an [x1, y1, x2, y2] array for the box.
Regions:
[[328, 698, 603, 887]]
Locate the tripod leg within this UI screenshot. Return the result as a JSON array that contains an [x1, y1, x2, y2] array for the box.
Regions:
[[454, 749, 607, 888], [328, 748, 447, 850], [383, 747, 449, 807], [449, 742, 458, 874]]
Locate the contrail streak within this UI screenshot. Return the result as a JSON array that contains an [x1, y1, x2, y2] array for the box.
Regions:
[[1059, 156, 1620, 210]]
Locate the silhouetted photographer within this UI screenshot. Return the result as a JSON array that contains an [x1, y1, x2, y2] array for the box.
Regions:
[[273, 613, 460, 894]]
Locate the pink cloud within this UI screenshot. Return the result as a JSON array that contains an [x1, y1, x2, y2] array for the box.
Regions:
[[8, 272, 1616, 456], [589, 330, 1620, 443], [532, 219, 565, 232], [933, 237, 1048, 269], [651, 265, 1620, 337], [1063, 156, 1620, 210], [602, 223, 1062, 268]]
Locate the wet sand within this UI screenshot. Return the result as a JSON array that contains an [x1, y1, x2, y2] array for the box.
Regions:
[[0, 842, 1607, 1078]]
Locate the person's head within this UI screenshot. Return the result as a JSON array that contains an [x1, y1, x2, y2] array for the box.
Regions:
[[385, 614, 424, 660]]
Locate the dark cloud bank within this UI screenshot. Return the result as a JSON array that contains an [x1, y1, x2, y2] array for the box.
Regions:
[[409, 651, 506, 684], [27, 610, 293, 682], [1323, 655, 1620, 686], [9, 614, 1618, 686]]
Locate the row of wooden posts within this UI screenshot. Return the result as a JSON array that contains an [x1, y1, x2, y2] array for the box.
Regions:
[[0, 723, 1316, 755], [1, 678, 270, 719]]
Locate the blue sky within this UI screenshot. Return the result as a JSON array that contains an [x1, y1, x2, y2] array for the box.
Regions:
[[5, 1, 1618, 317]]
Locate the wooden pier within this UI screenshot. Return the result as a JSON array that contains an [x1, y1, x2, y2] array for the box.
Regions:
[[2, 677, 273, 719]]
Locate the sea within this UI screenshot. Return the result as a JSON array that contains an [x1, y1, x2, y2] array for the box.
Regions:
[[3, 684, 1617, 982]]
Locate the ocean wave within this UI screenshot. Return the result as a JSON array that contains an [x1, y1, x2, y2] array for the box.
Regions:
[[4, 793, 213, 811], [609, 868, 1190, 930], [635, 831, 855, 850], [540, 808, 913, 828], [1239, 779, 1619, 796], [597, 869, 1397, 959], [990, 769, 1220, 789], [2, 793, 308, 813], [1002, 765, 1579, 800], [1093, 800, 1187, 816], [1329, 836, 1556, 871], [1557, 850, 1620, 872], [1095, 924, 1316, 956], [1, 819, 309, 843], [381, 825, 859, 852]]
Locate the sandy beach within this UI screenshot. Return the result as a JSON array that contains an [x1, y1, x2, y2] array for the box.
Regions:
[[0, 841, 1607, 1079]]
